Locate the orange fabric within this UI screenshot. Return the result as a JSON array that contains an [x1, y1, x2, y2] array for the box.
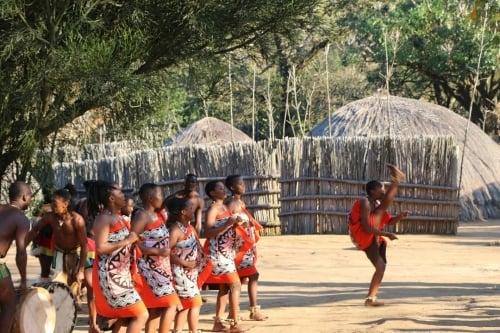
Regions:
[[93, 218, 147, 318], [237, 265, 258, 278], [180, 294, 203, 309], [205, 271, 240, 284], [86, 237, 96, 252], [197, 259, 213, 289], [137, 282, 180, 308], [349, 199, 391, 251], [234, 208, 262, 278], [234, 225, 254, 269], [215, 209, 232, 220], [109, 218, 126, 233]]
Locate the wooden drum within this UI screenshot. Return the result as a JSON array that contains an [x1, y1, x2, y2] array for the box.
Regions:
[[32, 282, 77, 333], [12, 287, 56, 333]]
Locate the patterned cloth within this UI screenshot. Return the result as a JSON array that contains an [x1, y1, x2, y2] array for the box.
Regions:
[[233, 208, 263, 277], [172, 222, 211, 308], [93, 216, 146, 318], [136, 212, 180, 308], [204, 209, 240, 284]]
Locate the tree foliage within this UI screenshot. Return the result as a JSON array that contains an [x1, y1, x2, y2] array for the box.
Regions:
[[340, 0, 500, 132], [0, 0, 321, 184], [1, 0, 499, 190]]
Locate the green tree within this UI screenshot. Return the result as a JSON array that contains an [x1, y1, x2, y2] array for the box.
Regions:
[[340, 0, 500, 133], [0, 0, 321, 184], [168, 0, 342, 139]]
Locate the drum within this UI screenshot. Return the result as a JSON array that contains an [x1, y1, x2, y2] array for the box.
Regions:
[[12, 287, 56, 333], [33, 282, 77, 333]]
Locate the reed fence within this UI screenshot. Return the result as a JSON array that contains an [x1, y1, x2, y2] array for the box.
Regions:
[[51, 136, 460, 235], [278, 136, 460, 235]]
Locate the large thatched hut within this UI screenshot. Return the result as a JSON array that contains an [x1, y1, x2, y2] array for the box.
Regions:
[[168, 117, 253, 146], [310, 94, 500, 221]]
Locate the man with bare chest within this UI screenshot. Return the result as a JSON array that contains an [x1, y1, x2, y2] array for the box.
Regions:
[[0, 181, 32, 331], [164, 174, 204, 235], [26, 188, 87, 285]]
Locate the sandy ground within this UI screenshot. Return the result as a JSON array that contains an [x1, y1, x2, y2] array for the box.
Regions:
[[7, 219, 500, 333]]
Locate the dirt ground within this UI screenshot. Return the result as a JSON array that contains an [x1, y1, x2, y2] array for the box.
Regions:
[[8, 219, 500, 333]]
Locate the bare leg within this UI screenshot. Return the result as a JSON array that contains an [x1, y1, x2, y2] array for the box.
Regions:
[[0, 277, 16, 332], [111, 319, 128, 333], [364, 240, 385, 306], [386, 163, 405, 182], [228, 281, 243, 332], [247, 273, 268, 321], [84, 268, 102, 333], [187, 306, 201, 333], [212, 284, 229, 331], [247, 274, 258, 307], [145, 308, 160, 333], [375, 164, 405, 214], [216, 284, 229, 317], [39, 254, 52, 280], [75, 283, 83, 311], [174, 308, 188, 331], [158, 305, 177, 333], [126, 311, 149, 333]]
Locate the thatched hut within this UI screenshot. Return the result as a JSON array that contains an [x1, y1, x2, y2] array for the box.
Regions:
[[310, 94, 500, 221], [168, 117, 253, 146]]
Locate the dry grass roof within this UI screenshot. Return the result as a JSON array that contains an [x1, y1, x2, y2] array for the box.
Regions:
[[311, 94, 500, 221], [169, 117, 252, 147]]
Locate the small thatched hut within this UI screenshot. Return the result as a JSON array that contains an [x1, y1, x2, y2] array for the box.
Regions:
[[310, 94, 500, 221], [168, 117, 253, 146]]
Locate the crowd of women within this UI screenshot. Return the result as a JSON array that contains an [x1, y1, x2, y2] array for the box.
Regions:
[[29, 174, 268, 333]]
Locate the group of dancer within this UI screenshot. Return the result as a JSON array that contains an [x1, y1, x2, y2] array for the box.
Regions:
[[1, 174, 268, 333], [0, 164, 411, 332]]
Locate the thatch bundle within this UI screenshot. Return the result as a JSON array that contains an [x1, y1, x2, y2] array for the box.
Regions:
[[168, 117, 253, 146], [310, 94, 500, 221]]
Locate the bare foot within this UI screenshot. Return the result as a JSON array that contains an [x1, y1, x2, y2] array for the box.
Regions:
[[364, 298, 385, 307], [249, 310, 268, 321], [229, 324, 246, 333], [249, 306, 268, 321], [212, 320, 226, 332], [386, 163, 405, 182]]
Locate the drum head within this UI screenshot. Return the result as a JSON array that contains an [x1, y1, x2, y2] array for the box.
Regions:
[[33, 282, 77, 333], [18, 287, 56, 333]]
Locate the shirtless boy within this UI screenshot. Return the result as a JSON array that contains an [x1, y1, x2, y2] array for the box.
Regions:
[[0, 181, 32, 331], [26, 187, 87, 285]]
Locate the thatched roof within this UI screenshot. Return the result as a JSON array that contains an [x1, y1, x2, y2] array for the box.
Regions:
[[168, 117, 252, 147], [310, 94, 500, 221]]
